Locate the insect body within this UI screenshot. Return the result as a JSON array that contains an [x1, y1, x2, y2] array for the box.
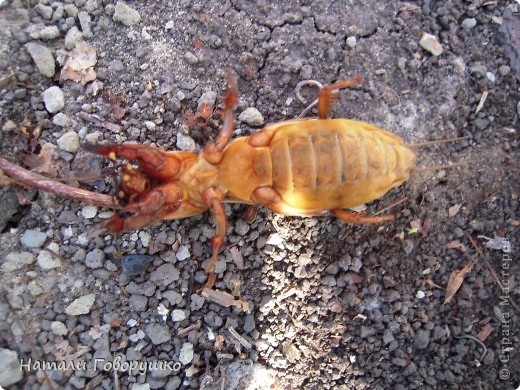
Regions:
[[90, 76, 416, 286]]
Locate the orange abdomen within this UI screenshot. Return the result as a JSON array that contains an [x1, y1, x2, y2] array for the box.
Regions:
[[268, 119, 416, 210]]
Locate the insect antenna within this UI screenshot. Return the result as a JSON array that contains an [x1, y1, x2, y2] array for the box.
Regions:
[[406, 135, 469, 149]]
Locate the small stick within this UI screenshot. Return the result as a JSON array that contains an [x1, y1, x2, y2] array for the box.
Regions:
[[466, 232, 520, 313], [0, 156, 117, 208]]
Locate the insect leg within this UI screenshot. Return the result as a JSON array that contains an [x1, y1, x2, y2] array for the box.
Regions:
[[331, 209, 395, 224], [88, 143, 181, 180], [317, 75, 363, 119], [204, 73, 238, 164], [202, 187, 227, 288]]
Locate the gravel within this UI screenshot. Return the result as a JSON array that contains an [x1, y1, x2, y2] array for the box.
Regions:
[[0, 1, 518, 389]]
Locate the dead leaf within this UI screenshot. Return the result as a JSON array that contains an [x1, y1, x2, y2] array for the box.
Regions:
[[60, 41, 97, 85], [444, 262, 474, 304], [422, 217, 431, 237], [475, 90, 488, 114], [446, 240, 468, 253], [477, 323, 494, 342], [449, 203, 462, 217]]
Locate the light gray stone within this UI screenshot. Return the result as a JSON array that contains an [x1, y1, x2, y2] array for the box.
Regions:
[[145, 323, 171, 344], [42, 86, 65, 113], [178, 342, 194, 365], [25, 42, 55, 77], [52, 113, 70, 127], [57, 131, 80, 152], [65, 294, 96, 315], [0, 349, 23, 387], [419, 32, 443, 56], [21, 229, 47, 248], [64, 26, 83, 50], [238, 107, 264, 126], [113, 2, 141, 26]]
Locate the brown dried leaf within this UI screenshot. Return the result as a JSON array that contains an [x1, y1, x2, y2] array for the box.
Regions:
[[444, 262, 474, 304], [102, 121, 123, 132], [477, 323, 494, 342], [60, 41, 97, 85], [200, 288, 249, 311], [422, 217, 431, 237], [111, 104, 127, 121], [449, 203, 462, 217], [446, 240, 468, 253], [19, 142, 59, 175]]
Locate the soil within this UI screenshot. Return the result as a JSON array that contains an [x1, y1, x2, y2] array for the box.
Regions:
[[0, 0, 519, 389]]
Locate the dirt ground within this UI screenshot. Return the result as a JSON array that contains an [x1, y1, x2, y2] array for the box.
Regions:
[[0, 0, 519, 389]]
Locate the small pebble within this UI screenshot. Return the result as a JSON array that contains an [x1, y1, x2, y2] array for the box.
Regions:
[[176, 245, 190, 261], [52, 113, 70, 127], [266, 233, 283, 246], [176, 133, 196, 152], [51, 321, 68, 336], [78, 11, 92, 38], [21, 229, 47, 248], [37, 246, 62, 270], [85, 249, 104, 269], [64, 26, 83, 50], [165, 20, 174, 30], [129, 295, 148, 311], [346, 36, 357, 48], [25, 43, 55, 78], [149, 264, 180, 286], [238, 107, 264, 127], [65, 294, 96, 315], [171, 309, 186, 322], [26, 24, 60, 40], [179, 342, 194, 365], [122, 255, 154, 276], [113, 1, 141, 26], [42, 86, 65, 113], [35, 4, 53, 19], [145, 323, 171, 344], [190, 294, 205, 311], [81, 205, 98, 219], [414, 329, 431, 349], [57, 131, 80, 153], [183, 51, 198, 65], [461, 18, 477, 29], [2, 120, 17, 132], [0, 349, 23, 387], [419, 32, 443, 56]]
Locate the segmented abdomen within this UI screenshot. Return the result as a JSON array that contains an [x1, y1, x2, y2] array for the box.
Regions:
[[269, 119, 416, 210]]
